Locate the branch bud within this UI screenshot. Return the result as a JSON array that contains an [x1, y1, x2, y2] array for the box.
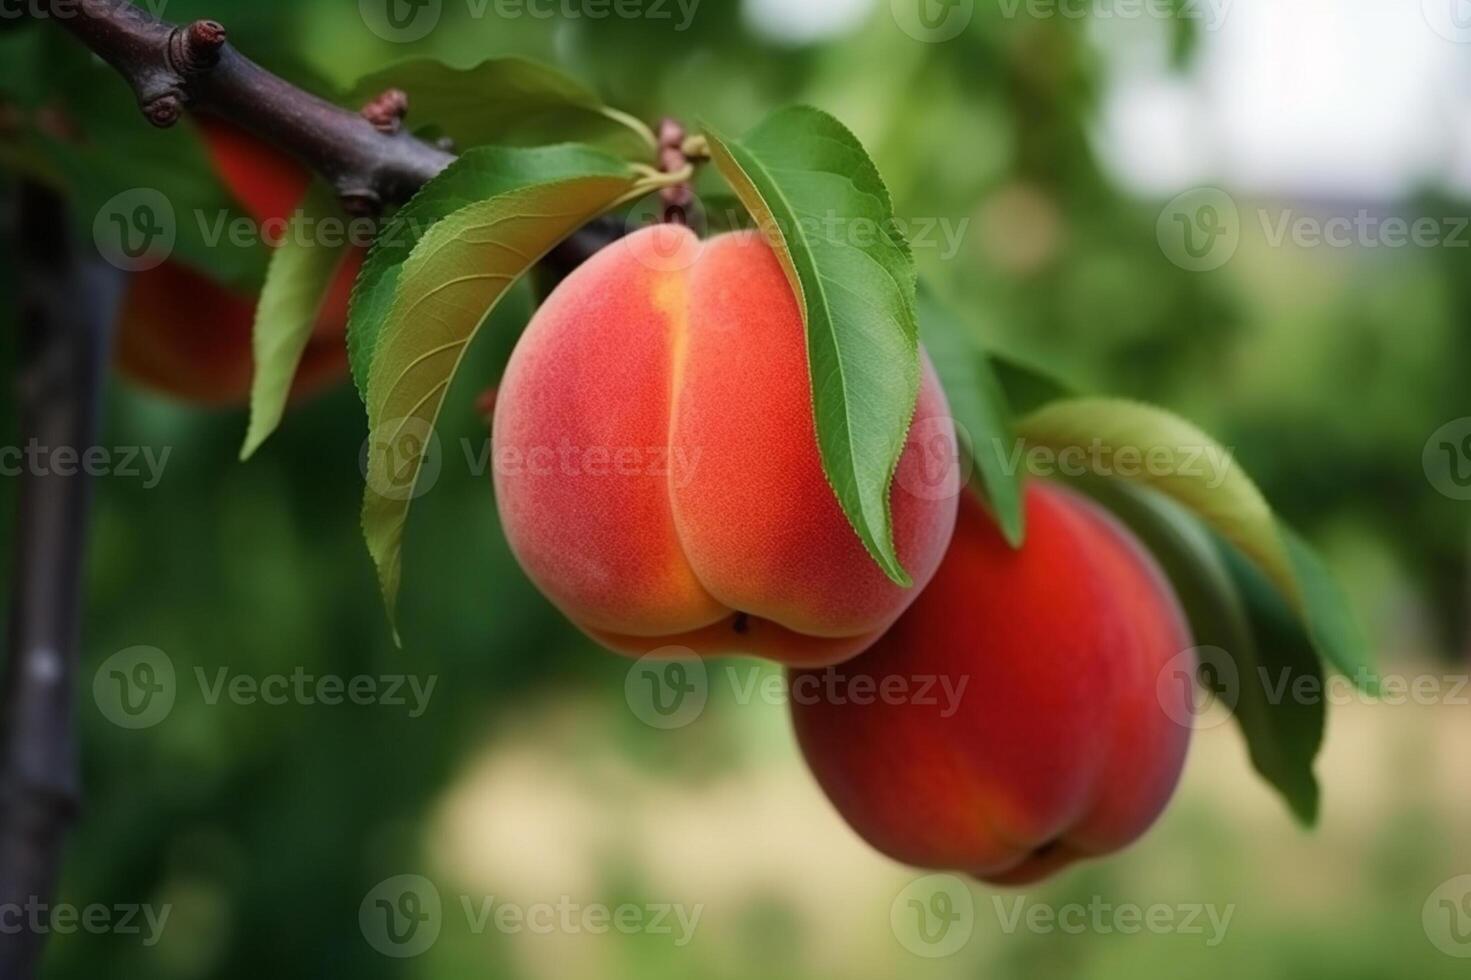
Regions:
[[143, 94, 182, 128], [170, 20, 227, 76], [361, 89, 410, 135]]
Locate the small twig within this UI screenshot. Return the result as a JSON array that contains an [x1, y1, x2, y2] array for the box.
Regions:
[[38, 0, 641, 250], [0, 181, 121, 978], [42, 0, 454, 214]]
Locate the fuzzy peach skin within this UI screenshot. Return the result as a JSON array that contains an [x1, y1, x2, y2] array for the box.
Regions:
[[491, 225, 960, 667], [115, 120, 360, 405], [789, 482, 1194, 884]]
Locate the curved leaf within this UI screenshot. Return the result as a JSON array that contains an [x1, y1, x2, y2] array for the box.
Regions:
[[1017, 398, 1372, 689], [348, 144, 632, 398], [1080, 478, 1324, 825], [241, 183, 351, 460], [707, 107, 920, 586], [362, 171, 639, 634], [916, 286, 1025, 546], [347, 58, 655, 157], [1217, 540, 1328, 824], [989, 349, 1074, 417]]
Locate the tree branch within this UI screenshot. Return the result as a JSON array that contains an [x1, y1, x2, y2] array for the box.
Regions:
[[43, 0, 455, 214], [0, 181, 121, 978]]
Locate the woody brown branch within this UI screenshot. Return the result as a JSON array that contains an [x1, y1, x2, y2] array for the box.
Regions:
[[42, 0, 455, 214]]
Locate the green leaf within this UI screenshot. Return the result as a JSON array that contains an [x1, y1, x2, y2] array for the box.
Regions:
[[346, 58, 655, 158], [347, 144, 631, 399], [1280, 526, 1374, 691], [706, 106, 921, 586], [916, 286, 1025, 547], [1016, 398, 1372, 689], [989, 349, 1074, 417], [240, 183, 351, 460], [697, 192, 757, 233], [362, 169, 640, 635], [1217, 540, 1327, 824], [1077, 478, 1323, 825]]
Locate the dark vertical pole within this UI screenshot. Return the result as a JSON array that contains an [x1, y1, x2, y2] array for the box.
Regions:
[[0, 181, 119, 978]]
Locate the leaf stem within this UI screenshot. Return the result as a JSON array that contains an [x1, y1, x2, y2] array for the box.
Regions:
[[600, 106, 659, 156]]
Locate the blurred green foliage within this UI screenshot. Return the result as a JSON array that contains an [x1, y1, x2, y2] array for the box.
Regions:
[[0, 1, 1467, 978]]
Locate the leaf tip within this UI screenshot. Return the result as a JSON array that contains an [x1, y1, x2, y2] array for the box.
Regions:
[[1288, 785, 1321, 827], [881, 552, 914, 589], [999, 508, 1026, 550], [238, 427, 263, 462]]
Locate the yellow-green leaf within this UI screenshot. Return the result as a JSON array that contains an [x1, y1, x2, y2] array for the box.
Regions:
[[347, 144, 633, 400], [1017, 398, 1373, 688], [240, 183, 351, 460], [362, 173, 638, 635], [346, 58, 655, 157]]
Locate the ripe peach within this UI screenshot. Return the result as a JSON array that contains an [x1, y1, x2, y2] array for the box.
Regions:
[[492, 226, 960, 667], [113, 120, 357, 405], [789, 482, 1194, 883]]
